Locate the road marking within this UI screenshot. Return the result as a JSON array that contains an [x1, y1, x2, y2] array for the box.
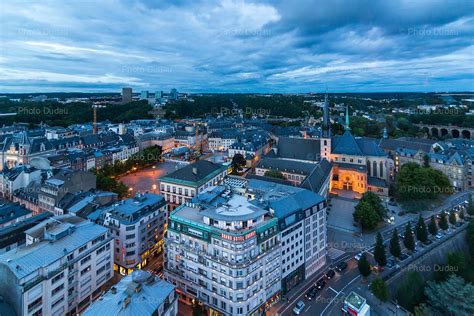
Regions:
[[329, 286, 338, 294], [321, 275, 360, 316], [304, 305, 311, 313]]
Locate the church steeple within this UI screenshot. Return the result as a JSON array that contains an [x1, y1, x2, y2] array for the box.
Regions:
[[345, 104, 351, 130], [322, 88, 331, 137]]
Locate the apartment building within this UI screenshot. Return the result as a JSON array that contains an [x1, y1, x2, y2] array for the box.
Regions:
[[90, 193, 168, 275], [38, 169, 96, 214], [164, 179, 327, 316], [83, 270, 178, 316], [0, 215, 114, 316], [159, 160, 227, 209]]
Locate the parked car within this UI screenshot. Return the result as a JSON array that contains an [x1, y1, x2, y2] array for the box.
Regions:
[[386, 259, 395, 269], [371, 265, 385, 273], [423, 239, 433, 246], [335, 261, 348, 272], [316, 278, 326, 289], [293, 301, 305, 315], [435, 233, 444, 240], [305, 287, 318, 300], [400, 253, 409, 261], [325, 269, 335, 279], [455, 222, 463, 227]]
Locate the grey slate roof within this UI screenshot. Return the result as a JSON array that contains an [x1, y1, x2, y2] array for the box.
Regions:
[[0, 203, 32, 225], [300, 159, 332, 193], [332, 131, 386, 157], [257, 157, 316, 175], [160, 160, 225, 186], [276, 137, 321, 161]]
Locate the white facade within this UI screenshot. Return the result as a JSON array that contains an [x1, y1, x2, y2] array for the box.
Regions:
[[0, 215, 114, 316]]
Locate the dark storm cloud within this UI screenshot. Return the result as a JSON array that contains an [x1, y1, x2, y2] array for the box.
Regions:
[[0, 0, 472, 92]]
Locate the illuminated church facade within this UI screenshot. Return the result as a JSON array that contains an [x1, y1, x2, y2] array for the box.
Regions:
[[320, 94, 389, 197]]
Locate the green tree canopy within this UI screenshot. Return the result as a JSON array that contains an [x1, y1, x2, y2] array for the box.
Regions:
[[370, 278, 389, 302], [390, 228, 402, 258], [416, 215, 428, 243], [439, 211, 449, 230], [397, 162, 452, 200], [428, 215, 438, 236], [358, 253, 371, 278], [264, 169, 285, 179], [404, 222, 416, 251], [424, 275, 474, 315], [374, 232, 387, 267]]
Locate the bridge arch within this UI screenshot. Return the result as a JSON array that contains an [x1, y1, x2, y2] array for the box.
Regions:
[[452, 129, 460, 138], [440, 128, 449, 137], [431, 127, 439, 138], [462, 130, 471, 139]]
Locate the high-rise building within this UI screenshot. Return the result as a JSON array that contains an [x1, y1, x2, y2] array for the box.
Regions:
[[89, 193, 168, 275], [170, 88, 178, 100], [140, 90, 149, 100], [122, 87, 133, 104], [0, 215, 114, 316], [164, 179, 327, 316]]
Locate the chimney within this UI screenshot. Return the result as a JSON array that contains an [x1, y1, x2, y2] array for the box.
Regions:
[[192, 167, 197, 175]]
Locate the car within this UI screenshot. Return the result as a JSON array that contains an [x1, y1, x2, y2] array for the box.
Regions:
[[293, 300, 305, 315], [355, 252, 364, 261], [305, 287, 318, 300], [455, 222, 463, 227], [435, 233, 444, 240], [335, 261, 348, 272], [400, 253, 409, 261], [325, 269, 335, 279], [371, 265, 385, 272], [386, 259, 395, 269], [388, 201, 398, 206], [316, 278, 326, 289], [423, 239, 433, 246]]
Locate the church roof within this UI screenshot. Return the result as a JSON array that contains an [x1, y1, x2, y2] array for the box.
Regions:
[[332, 131, 363, 156], [332, 131, 386, 157]]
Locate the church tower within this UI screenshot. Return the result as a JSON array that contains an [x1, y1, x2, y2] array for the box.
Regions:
[[320, 90, 332, 161]]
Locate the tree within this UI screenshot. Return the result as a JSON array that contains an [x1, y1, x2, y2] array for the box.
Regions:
[[449, 211, 457, 225], [264, 169, 285, 179], [467, 220, 474, 258], [353, 201, 380, 230], [439, 211, 449, 230], [415, 215, 428, 243], [390, 228, 401, 258], [397, 162, 451, 200], [423, 154, 430, 168], [353, 192, 385, 230], [468, 194, 474, 216], [370, 278, 389, 302], [230, 153, 246, 175], [424, 275, 474, 315], [404, 223, 416, 252], [358, 253, 371, 278], [396, 272, 425, 312], [428, 215, 438, 236], [374, 232, 387, 267]]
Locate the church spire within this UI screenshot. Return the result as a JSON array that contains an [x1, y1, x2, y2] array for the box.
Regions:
[[322, 88, 331, 137], [345, 104, 351, 130]]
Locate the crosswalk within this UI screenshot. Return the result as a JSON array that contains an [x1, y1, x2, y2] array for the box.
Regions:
[[327, 247, 346, 261]]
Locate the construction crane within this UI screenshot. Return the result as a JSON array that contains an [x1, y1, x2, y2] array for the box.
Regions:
[[91, 103, 106, 135]]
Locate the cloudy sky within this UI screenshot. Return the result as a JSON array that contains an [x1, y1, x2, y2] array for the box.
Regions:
[[1, 0, 473, 93]]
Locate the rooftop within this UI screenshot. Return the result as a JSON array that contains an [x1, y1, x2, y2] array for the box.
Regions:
[[0, 215, 108, 279], [0, 203, 32, 225], [83, 270, 175, 316], [160, 160, 226, 187]]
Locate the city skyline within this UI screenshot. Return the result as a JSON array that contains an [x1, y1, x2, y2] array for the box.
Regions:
[[1, 0, 473, 93]]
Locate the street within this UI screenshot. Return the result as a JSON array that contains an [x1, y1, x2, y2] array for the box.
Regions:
[[274, 190, 472, 316]]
